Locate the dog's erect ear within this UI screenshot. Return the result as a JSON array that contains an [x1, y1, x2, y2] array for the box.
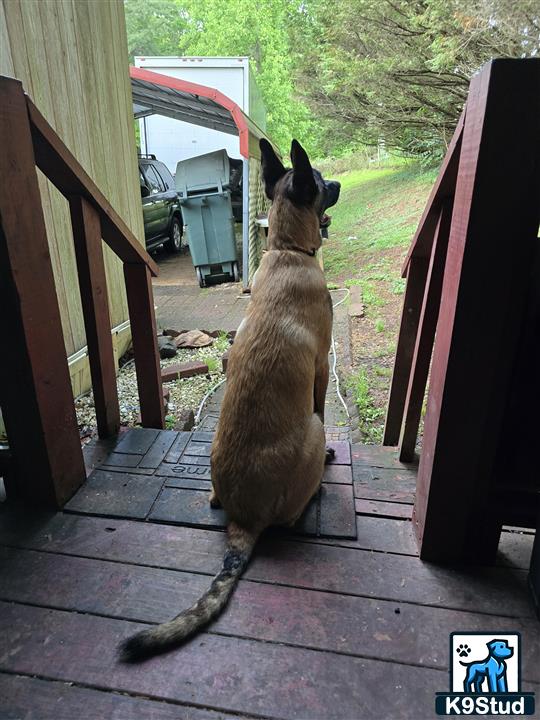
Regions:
[[259, 139, 286, 200], [290, 139, 317, 205]]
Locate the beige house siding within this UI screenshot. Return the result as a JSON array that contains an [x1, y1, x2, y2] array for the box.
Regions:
[[0, 0, 143, 396]]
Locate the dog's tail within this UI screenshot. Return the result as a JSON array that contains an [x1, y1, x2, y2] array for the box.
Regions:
[[119, 522, 259, 662]]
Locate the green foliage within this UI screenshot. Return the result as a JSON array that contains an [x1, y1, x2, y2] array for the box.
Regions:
[[202, 356, 219, 372], [375, 318, 385, 333], [214, 332, 230, 353], [391, 278, 406, 295], [164, 413, 177, 430], [124, 0, 188, 59], [362, 282, 384, 309], [291, 0, 540, 157], [347, 368, 384, 443], [323, 163, 437, 283]]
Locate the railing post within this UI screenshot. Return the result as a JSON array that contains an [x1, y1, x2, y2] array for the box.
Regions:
[[124, 263, 165, 429], [399, 201, 453, 462], [0, 77, 86, 506], [383, 256, 429, 445], [69, 196, 120, 438]]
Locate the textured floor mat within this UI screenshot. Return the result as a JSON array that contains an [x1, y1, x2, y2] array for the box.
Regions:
[[69, 429, 356, 539]]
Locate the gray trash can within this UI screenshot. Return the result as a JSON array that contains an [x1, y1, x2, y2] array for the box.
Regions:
[[175, 150, 239, 288]]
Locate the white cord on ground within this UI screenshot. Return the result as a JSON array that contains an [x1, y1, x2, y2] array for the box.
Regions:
[[329, 288, 351, 418], [194, 377, 226, 425], [194, 287, 352, 426]]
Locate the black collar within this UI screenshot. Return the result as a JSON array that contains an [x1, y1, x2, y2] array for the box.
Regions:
[[289, 245, 316, 257]]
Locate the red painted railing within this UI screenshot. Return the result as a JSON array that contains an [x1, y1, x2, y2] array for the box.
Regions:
[[383, 59, 540, 563], [0, 76, 164, 507]]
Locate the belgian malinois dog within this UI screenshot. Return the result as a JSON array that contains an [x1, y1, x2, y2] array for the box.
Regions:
[[120, 139, 340, 661]]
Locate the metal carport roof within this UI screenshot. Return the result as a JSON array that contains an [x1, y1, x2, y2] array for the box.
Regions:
[[129, 66, 277, 159]]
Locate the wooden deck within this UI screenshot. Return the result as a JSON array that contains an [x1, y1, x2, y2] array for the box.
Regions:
[[0, 437, 538, 719]]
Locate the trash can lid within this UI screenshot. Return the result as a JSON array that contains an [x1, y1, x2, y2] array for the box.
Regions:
[[175, 149, 231, 195]]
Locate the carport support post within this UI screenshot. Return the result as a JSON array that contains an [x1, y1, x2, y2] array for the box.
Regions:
[[242, 158, 250, 289]]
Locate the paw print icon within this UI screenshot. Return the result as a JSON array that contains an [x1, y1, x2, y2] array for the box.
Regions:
[[456, 643, 471, 658]]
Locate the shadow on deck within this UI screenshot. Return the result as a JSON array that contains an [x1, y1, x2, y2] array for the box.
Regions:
[[0, 430, 538, 719]]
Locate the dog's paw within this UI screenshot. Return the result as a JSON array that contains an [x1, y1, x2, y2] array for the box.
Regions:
[[456, 644, 471, 658], [209, 491, 222, 509], [325, 447, 336, 464]]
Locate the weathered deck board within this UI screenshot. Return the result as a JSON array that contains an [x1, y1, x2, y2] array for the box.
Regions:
[[191, 431, 215, 443], [0, 601, 449, 720], [156, 462, 212, 480], [0, 510, 533, 617], [326, 440, 352, 465], [2, 546, 539, 681], [322, 465, 353, 485], [298, 519, 533, 570], [196, 414, 220, 431], [0, 423, 538, 720], [355, 498, 413, 520], [0, 673, 245, 720], [353, 465, 416, 503], [351, 444, 418, 470]]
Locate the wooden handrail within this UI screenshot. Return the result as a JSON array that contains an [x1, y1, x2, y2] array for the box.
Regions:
[[401, 111, 464, 277], [384, 115, 463, 448], [26, 96, 158, 275], [0, 75, 164, 508], [397, 200, 453, 462]]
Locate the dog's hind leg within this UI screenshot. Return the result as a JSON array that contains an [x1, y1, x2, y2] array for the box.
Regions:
[[281, 414, 326, 527], [314, 356, 329, 424]]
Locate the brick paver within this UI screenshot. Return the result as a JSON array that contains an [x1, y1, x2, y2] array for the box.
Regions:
[[153, 252, 248, 333]]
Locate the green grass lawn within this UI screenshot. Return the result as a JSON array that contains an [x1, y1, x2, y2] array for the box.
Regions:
[[323, 163, 437, 442], [324, 165, 437, 283]]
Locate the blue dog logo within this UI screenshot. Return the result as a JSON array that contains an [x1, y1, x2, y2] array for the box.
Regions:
[[435, 632, 535, 715], [459, 639, 514, 693]]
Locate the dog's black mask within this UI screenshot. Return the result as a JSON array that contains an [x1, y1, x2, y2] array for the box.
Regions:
[[260, 138, 341, 219]]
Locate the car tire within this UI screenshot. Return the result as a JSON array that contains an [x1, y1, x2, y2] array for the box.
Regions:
[[166, 216, 182, 254]]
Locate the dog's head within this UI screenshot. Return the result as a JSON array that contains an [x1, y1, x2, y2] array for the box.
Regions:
[[259, 138, 341, 222], [487, 640, 514, 660]]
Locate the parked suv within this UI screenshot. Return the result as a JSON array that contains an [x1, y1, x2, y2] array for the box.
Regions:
[[139, 155, 183, 253]]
